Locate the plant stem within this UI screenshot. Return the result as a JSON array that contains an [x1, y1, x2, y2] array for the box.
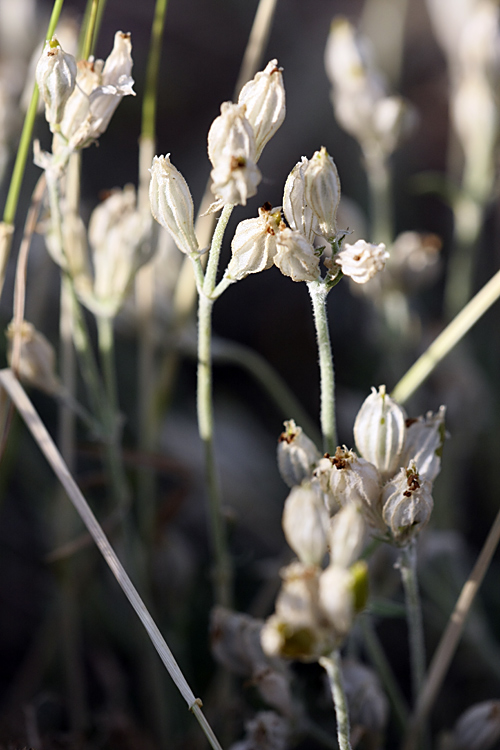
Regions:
[[399, 542, 426, 707], [363, 149, 393, 247], [3, 0, 65, 226], [80, 0, 100, 60], [319, 650, 352, 750], [141, 0, 169, 142], [391, 264, 500, 405], [97, 314, 118, 414], [307, 279, 336, 454], [196, 205, 234, 608]]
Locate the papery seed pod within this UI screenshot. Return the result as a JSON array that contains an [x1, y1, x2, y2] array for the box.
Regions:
[[208, 101, 261, 206], [328, 502, 367, 569], [341, 659, 389, 734], [318, 564, 356, 639], [238, 59, 286, 160], [6, 321, 61, 395], [382, 463, 433, 545], [261, 562, 336, 661], [282, 482, 329, 566], [335, 239, 389, 284], [354, 385, 407, 479], [400, 406, 447, 483], [282, 157, 317, 242], [277, 419, 321, 487], [452, 700, 500, 750], [225, 204, 281, 281], [324, 446, 383, 530], [149, 154, 199, 256], [274, 226, 320, 282], [304, 147, 341, 240], [36, 37, 77, 131]]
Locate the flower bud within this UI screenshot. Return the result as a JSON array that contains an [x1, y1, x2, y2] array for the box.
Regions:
[[341, 659, 389, 734], [274, 227, 319, 282], [36, 37, 77, 131], [225, 204, 281, 281], [328, 503, 367, 569], [335, 239, 389, 284], [304, 147, 341, 240], [149, 154, 199, 256], [382, 463, 433, 545], [282, 482, 329, 566], [452, 700, 500, 750], [208, 101, 261, 206], [321, 446, 383, 531], [277, 419, 321, 487], [7, 321, 61, 395], [354, 385, 407, 480], [238, 59, 286, 160], [282, 157, 317, 242], [400, 406, 446, 483]]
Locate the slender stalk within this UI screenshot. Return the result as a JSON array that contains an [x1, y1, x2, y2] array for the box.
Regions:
[[307, 279, 336, 454], [399, 542, 426, 707], [0, 368, 224, 750], [403, 504, 500, 750], [363, 149, 393, 247], [319, 650, 352, 750], [80, 0, 100, 60], [97, 315, 118, 413], [141, 0, 169, 142], [391, 265, 500, 405], [3, 0, 65, 226], [196, 205, 234, 608]]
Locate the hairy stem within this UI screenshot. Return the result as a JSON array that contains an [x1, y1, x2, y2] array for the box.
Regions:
[[307, 279, 336, 454], [319, 651, 352, 750]]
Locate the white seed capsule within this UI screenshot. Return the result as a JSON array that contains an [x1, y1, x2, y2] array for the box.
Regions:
[[282, 157, 317, 243], [238, 59, 286, 160], [277, 419, 321, 488], [149, 154, 199, 256], [324, 446, 383, 531], [382, 463, 433, 545], [328, 503, 367, 569], [282, 482, 329, 566], [274, 226, 320, 282], [36, 37, 77, 131], [304, 147, 341, 240], [354, 385, 407, 480], [225, 204, 281, 281], [400, 406, 447, 483]]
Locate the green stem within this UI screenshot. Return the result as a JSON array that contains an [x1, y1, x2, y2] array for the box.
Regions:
[[391, 265, 500, 405], [3, 0, 65, 225], [444, 192, 483, 321], [307, 279, 336, 454], [399, 542, 426, 707], [80, 0, 99, 59], [141, 0, 169, 141], [319, 650, 352, 750]]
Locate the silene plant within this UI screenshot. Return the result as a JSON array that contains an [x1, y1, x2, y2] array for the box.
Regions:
[[2, 1, 500, 750]]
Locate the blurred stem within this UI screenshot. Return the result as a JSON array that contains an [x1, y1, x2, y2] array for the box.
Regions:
[[97, 315, 117, 414], [444, 192, 483, 321], [307, 279, 336, 454], [79, 0, 107, 58], [399, 542, 426, 708], [3, 0, 65, 226], [80, 0, 99, 60], [319, 651, 352, 750], [391, 265, 500, 405], [196, 204, 234, 608], [361, 614, 409, 734], [364, 149, 393, 247], [141, 0, 169, 142]]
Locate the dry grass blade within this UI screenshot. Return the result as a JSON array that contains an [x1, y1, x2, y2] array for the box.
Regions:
[[403, 506, 500, 750], [0, 367, 224, 750]]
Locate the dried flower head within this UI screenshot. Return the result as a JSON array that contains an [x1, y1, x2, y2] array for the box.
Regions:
[[274, 226, 320, 282], [382, 463, 433, 545], [277, 419, 321, 488], [334, 239, 389, 284], [238, 59, 286, 160], [225, 204, 281, 281]]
